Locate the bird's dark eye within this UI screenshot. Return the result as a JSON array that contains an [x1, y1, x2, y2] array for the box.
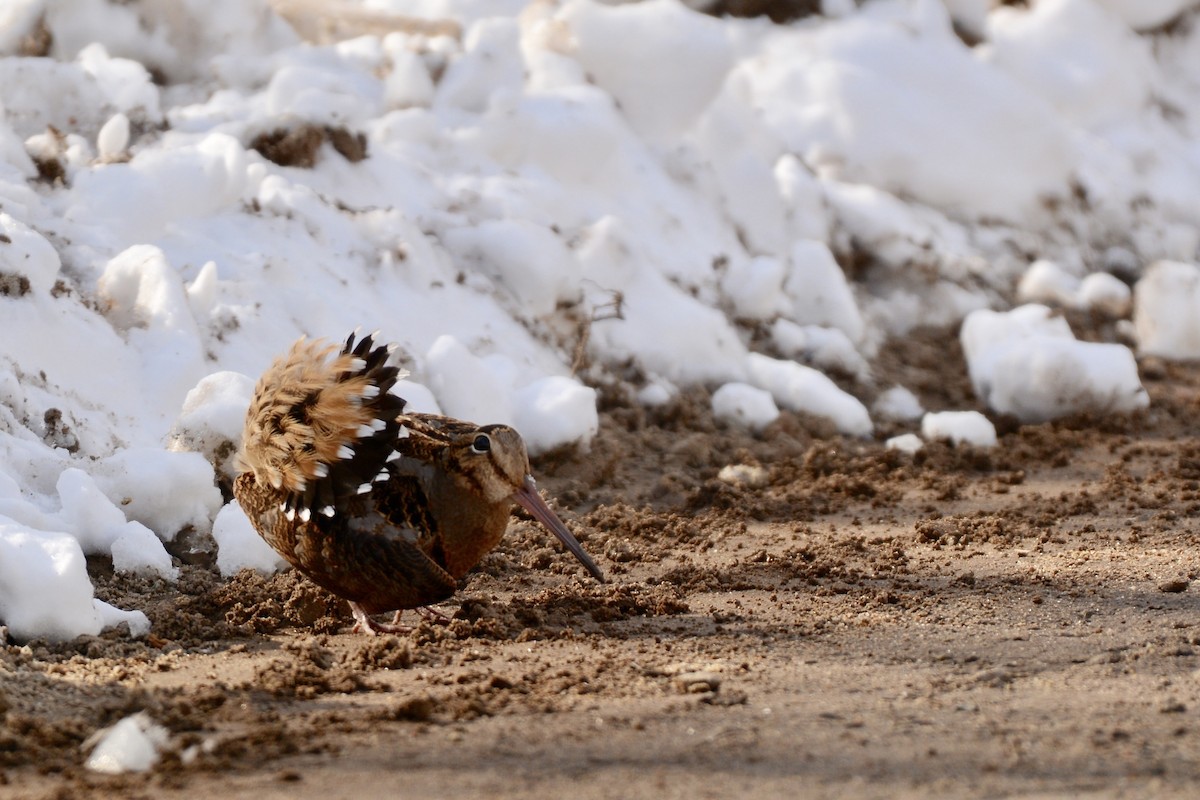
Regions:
[[471, 434, 491, 454]]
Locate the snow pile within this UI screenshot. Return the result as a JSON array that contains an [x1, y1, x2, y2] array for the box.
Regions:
[[0, 0, 1197, 639], [961, 305, 1148, 422]]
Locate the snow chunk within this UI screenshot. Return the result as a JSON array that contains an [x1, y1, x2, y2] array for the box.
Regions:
[[578, 218, 748, 384], [168, 371, 255, 482], [0, 212, 60, 294], [94, 599, 150, 638], [637, 380, 675, 408], [0, 520, 102, 641], [395, 379, 442, 415], [265, 58, 382, 126], [1017, 260, 1130, 315], [775, 154, 831, 243], [385, 47, 435, 109], [771, 319, 870, 382], [559, 0, 733, 140], [56, 468, 128, 553], [746, 354, 871, 436], [97, 112, 130, 160], [437, 18, 522, 113], [1134, 261, 1200, 359], [986, 0, 1157, 130], [1016, 259, 1079, 307], [784, 241, 865, 346], [85, 713, 169, 775], [886, 433, 924, 454], [1078, 273, 1131, 317], [747, 7, 1077, 221], [98, 242, 195, 331], [962, 305, 1148, 421], [0, 49, 158, 140], [712, 383, 780, 432], [213, 501, 287, 577], [425, 335, 515, 425], [66, 133, 251, 247], [921, 411, 997, 448], [91, 449, 222, 541], [874, 386, 925, 423], [111, 522, 179, 581], [513, 376, 598, 455], [441, 220, 580, 318], [720, 256, 788, 320], [77, 43, 161, 121], [477, 85, 626, 184]]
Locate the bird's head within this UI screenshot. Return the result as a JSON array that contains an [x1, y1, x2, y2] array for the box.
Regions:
[[447, 423, 605, 583]]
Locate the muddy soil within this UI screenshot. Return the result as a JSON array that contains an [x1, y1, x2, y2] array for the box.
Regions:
[[3, 326, 1200, 799]]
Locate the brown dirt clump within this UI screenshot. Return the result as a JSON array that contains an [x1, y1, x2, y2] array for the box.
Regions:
[[250, 125, 368, 168]]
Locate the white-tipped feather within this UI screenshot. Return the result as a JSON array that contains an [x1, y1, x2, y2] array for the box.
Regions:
[[299, 506, 312, 523], [269, 474, 283, 489], [284, 507, 296, 521], [386, 450, 401, 462], [348, 357, 367, 372], [320, 505, 335, 517], [337, 444, 354, 460], [313, 463, 329, 478], [357, 482, 372, 494], [370, 418, 387, 431], [356, 423, 376, 438], [374, 470, 389, 482], [361, 384, 380, 399], [397, 426, 410, 439]]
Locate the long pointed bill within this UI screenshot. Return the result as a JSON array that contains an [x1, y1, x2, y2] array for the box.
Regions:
[[513, 476, 606, 583]]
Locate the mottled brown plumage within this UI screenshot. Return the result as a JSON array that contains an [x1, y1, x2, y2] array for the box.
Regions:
[[233, 331, 605, 634]]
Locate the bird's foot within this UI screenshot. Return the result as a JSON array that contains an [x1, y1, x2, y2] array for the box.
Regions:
[[350, 602, 413, 636], [415, 606, 450, 625]]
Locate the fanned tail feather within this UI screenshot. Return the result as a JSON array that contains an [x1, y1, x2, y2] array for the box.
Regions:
[[239, 331, 408, 520]]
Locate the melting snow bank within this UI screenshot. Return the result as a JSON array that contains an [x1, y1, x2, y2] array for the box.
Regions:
[[0, 0, 1199, 639]]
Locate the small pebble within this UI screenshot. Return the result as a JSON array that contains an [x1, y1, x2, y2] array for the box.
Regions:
[[702, 690, 747, 706], [717, 464, 768, 489], [673, 671, 721, 694], [1159, 578, 1189, 594]]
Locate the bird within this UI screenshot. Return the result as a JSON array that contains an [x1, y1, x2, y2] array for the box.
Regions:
[[232, 330, 606, 635]]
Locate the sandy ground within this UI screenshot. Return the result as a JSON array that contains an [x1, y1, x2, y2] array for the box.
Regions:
[[3, 322, 1200, 799]]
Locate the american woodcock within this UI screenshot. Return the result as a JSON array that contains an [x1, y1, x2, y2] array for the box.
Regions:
[[233, 331, 605, 635]]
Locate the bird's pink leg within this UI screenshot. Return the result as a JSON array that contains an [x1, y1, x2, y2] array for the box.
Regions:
[[350, 602, 413, 635]]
